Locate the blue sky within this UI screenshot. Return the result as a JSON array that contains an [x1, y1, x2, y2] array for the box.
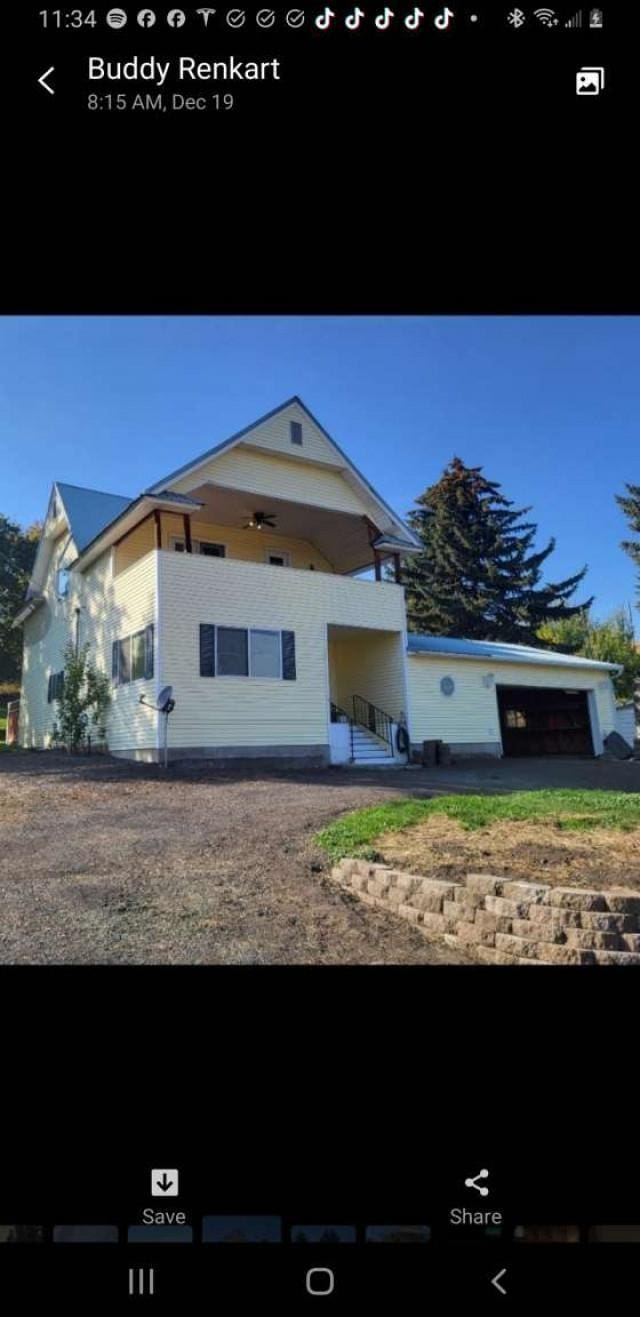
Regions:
[[1, 316, 637, 621]]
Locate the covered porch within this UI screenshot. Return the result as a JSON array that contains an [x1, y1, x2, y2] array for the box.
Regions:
[[327, 623, 409, 765]]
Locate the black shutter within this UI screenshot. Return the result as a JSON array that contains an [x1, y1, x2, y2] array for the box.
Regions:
[[111, 640, 119, 684], [119, 637, 131, 685], [282, 631, 296, 680], [144, 624, 154, 680], [200, 624, 216, 677], [47, 674, 53, 703]]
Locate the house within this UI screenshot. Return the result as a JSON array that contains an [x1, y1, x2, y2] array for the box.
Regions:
[[14, 397, 620, 765]]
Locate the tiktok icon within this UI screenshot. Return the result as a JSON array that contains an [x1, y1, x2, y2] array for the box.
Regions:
[[374, 7, 394, 28], [345, 6, 365, 27], [314, 6, 335, 27], [404, 6, 424, 27]]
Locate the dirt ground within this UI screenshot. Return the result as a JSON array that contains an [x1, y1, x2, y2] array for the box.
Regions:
[[0, 751, 472, 965], [378, 814, 640, 890]]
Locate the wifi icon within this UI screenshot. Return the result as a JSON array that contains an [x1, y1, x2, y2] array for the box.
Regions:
[[534, 7, 558, 24]]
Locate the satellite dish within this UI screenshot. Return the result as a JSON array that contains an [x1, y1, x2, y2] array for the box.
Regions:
[[157, 685, 174, 712]]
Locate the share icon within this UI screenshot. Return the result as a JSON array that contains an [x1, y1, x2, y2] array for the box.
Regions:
[[464, 1168, 490, 1196]]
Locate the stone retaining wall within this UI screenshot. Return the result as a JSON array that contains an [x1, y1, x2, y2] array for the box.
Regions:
[[331, 859, 640, 964]]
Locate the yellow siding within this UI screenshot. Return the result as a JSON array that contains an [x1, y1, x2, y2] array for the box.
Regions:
[[20, 545, 158, 753], [408, 655, 617, 748], [329, 630, 406, 723], [171, 446, 369, 516], [237, 399, 345, 467], [93, 551, 158, 754], [20, 532, 80, 748], [159, 552, 405, 749], [114, 517, 155, 574]]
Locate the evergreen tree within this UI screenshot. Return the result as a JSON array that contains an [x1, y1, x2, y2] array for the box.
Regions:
[[401, 457, 591, 643], [616, 482, 640, 605], [538, 608, 640, 702], [0, 516, 41, 682]]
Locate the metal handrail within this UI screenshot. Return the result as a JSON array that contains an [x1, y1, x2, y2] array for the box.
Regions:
[[352, 694, 393, 748]]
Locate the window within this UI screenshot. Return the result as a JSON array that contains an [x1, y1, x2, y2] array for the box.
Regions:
[[199, 541, 226, 557], [290, 420, 303, 446], [47, 671, 65, 703], [505, 709, 527, 729], [200, 625, 296, 680], [266, 551, 290, 567], [217, 626, 249, 676], [112, 624, 154, 685], [56, 567, 70, 598], [172, 537, 226, 557], [250, 629, 281, 678]]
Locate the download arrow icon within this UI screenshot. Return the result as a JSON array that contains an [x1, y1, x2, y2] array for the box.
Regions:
[[151, 1168, 179, 1197]]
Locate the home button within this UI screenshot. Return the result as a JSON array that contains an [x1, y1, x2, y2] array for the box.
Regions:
[[306, 1267, 335, 1296]]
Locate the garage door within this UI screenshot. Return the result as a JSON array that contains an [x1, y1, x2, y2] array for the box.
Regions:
[[497, 685, 594, 757]]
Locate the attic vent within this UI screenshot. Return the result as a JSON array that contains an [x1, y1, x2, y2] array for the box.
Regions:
[[290, 420, 303, 446]]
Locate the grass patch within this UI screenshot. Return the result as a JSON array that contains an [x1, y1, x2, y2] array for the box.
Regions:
[[315, 790, 640, 862]]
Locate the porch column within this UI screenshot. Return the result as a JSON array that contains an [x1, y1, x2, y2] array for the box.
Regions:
[[154, 509, 162, 549], [182, 513, 193, 554], [374, 550, 382, 582], [393, 553, 402, 584]]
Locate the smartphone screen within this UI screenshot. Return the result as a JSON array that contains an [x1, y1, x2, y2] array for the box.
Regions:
[[1, 4, 638, 1310]]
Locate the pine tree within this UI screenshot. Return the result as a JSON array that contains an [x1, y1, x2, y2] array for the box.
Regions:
[[401, 457, 591, 643], [616, 482, 640, 604]]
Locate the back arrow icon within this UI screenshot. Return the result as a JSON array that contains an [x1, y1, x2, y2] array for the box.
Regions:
[[38, 67, 55, 95], [491, 1268, 507, 1296]]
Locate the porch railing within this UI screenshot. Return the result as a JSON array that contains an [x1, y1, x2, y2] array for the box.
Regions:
[[352, 694, 393, 750]]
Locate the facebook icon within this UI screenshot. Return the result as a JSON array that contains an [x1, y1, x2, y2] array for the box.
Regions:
[[137, 8, 157, 25]]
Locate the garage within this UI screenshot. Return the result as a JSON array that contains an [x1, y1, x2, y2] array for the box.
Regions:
[[497, 685, 594, 757], [406, 634, 621, 760]]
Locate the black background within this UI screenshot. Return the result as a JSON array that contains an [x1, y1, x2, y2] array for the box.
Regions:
[[2, 4, 639, 1296]]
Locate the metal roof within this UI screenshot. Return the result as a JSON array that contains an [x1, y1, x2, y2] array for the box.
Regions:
[[407, 633, 620, 673], [56, 482, 133, 552]]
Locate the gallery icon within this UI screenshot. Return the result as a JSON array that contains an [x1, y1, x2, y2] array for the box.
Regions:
[[576, 65, 604, 94], [256, 7, 276, 24], [197, 6, 217, 23], [167, 7, 186, 24], [286, 8, 305, 25], [106, 6, 128, 25], [137, 8, 156, 25]]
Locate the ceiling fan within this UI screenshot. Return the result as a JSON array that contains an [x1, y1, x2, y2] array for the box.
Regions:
[[243, 510, 277, 530]]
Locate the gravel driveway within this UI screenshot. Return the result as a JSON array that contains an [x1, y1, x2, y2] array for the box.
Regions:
[[0, 752, 472, 965]]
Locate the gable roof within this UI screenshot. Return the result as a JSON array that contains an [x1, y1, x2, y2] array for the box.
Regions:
[[56, 482, 133, 553], [407, 634, 621, 673], [146, 396, 421, 549]]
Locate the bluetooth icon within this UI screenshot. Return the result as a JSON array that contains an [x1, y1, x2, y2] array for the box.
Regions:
[[507, 8, 526, 25]]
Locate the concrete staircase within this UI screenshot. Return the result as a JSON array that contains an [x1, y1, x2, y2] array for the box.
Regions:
[[351, 723, 394, 766]]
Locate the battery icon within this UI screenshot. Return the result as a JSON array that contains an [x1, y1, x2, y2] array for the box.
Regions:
[[589, 7, 603, 26]]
